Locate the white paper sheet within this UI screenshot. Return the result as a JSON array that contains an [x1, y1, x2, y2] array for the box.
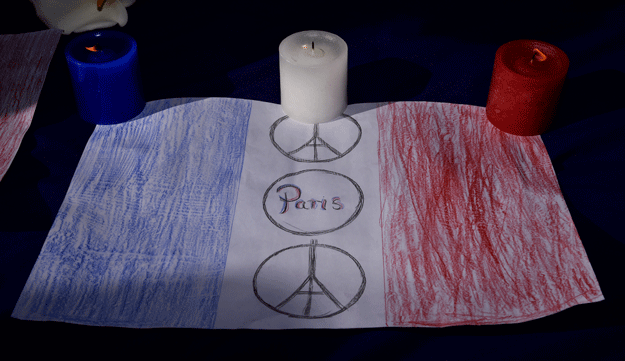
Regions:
[[12, 98, 603, 328]]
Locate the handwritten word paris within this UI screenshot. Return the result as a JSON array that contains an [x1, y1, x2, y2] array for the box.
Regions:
[[277, 184, 344, 214]]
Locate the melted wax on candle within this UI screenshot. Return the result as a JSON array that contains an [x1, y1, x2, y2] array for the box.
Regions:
[[510, 49, 551, 77], [302, 42, 325, 58], [84, 43, 118, 63]]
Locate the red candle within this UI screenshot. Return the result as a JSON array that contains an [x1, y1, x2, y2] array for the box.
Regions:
[[486, 40, 569, 136]]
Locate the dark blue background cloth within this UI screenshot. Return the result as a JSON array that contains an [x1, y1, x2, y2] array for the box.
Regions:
[[1, 1, 624, 359]]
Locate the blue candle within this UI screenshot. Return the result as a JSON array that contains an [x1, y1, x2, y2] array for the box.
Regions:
[[65, 30, 145, 125]]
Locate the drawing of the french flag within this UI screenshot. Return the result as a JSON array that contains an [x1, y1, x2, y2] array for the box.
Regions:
[[12, 98, 603, 328]]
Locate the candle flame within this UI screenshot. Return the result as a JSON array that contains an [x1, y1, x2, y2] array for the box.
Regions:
[[532, 48, 547, 62], [86, 45, 99, 52]]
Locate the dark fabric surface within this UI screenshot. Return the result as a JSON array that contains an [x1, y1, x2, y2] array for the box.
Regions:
[[1, 1, 624, 359]]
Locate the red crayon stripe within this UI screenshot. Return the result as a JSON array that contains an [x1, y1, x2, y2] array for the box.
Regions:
[[377, 102, 603, 327], [0, 29, 62, 181]]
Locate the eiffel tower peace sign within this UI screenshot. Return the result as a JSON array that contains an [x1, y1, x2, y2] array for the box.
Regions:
[[269, 114, 362, 163], [253, 240, 366, 319]]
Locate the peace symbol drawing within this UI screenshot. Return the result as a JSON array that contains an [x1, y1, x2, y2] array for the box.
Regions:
[[253, 239, 366, 319], [270, 114, 362, 163]]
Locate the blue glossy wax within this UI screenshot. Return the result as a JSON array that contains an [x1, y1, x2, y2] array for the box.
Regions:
[[65, 30, 145, 125]]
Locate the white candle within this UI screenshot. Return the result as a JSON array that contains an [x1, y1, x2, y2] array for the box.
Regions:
[[279, 30, 348, 124]]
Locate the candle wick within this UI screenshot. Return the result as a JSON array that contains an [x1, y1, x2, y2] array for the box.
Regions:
[[531, 48, 547, 64], [312, 41, 314, 50], [97, 0, 107, 11], [85, 43, 101, 52]]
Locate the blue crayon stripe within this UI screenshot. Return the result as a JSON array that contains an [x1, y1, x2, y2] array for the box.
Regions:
[[13, 98, 252, 328]]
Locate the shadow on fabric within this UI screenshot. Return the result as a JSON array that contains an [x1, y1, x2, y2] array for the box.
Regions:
[[348, 58, 432, 104], [550, 69, 625, 132]]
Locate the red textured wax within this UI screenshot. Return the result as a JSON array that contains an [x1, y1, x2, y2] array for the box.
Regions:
[[486, 40, 569, 136]]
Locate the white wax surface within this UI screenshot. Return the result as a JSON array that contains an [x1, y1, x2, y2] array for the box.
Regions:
[[279, 30, 348, 124]]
